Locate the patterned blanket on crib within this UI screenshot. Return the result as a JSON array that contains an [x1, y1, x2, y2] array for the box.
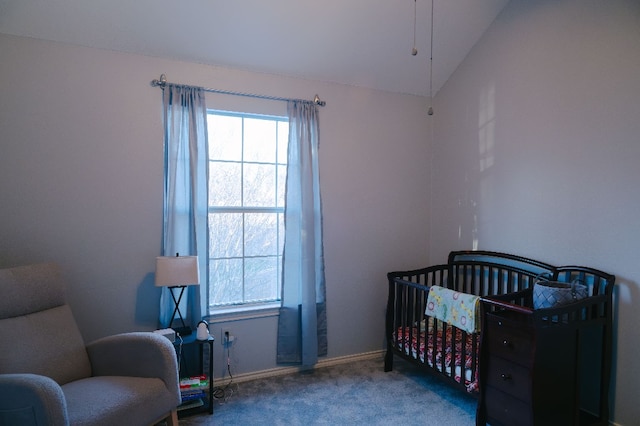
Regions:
[[394, 324, 479, 393], [425, 285, 480, 334]]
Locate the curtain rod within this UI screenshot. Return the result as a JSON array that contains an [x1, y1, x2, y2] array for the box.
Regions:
[[150, 74, 326, 107]]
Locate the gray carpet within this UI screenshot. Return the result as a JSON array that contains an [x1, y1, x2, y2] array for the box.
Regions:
[[179, 356, 477, 425]]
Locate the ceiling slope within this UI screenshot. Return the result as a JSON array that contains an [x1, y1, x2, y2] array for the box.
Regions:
[[0, 0, 509, 96]]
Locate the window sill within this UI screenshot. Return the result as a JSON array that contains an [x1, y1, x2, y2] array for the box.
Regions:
[[206, 302, 281, 323]]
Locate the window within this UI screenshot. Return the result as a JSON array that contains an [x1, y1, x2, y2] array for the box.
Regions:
[[207, 110, 289, 313]]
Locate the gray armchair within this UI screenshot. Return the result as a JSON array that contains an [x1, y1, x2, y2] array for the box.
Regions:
[[0, 263, 181, 426]]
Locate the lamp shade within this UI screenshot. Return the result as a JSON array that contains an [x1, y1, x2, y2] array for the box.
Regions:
[[155, 256, 200, 287]]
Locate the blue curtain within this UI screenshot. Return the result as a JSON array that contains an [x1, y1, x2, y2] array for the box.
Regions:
[[277, 101, 327, 366], [159, 84, 209, 330]]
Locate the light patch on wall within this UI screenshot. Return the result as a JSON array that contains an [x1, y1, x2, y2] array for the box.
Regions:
[[471, 81, 496, 250], [472, 208, 479, 250], [478, 83, 495, 172], [458, 174, 479, 250]]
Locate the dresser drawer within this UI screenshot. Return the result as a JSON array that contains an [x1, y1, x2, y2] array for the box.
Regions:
[[485, 355, 532, 401], [485, 386, 532, 426], [486, 314, 533, 364]]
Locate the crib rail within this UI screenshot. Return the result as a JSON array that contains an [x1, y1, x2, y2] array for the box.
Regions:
[[555, 266, 615, 320], [386, 264, 448, 336], [448, 250, 556, 296], [483, 264, 615, 326], [385, 264, 478, 393], [385, 265, 447, 371]]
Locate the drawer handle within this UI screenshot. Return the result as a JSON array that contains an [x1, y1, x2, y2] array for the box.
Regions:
[[501, 373, 512, 381], [502, 339, 511, 347]]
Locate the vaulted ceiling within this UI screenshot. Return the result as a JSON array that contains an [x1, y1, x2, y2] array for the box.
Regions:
[[0, 0, 509, 96]]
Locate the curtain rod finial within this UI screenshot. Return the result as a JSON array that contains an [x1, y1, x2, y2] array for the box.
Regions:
[[151, 73, 167, 87], [313, 94, 326, 107]]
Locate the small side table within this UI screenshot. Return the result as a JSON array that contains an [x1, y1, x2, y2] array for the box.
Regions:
[[173, 334, 214, 417]]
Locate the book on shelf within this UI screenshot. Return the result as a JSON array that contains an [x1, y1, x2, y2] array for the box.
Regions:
[[181, 388, 206, 396], [181, 391, 206, 402], [179, 375, 209, 392], [179, 375, 208, 404]]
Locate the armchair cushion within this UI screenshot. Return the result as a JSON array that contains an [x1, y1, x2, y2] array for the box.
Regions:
[[0, 305, 92, 385], [62, 376, 174, 426]]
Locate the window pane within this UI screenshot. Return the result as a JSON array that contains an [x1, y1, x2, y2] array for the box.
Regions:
[[244, 163, 275, 207], [210, 258, 243, 305], [277, 254, 283, 292], [277, 164, 286, 208], [209, 114, 242, 161], [277, 121, 289, 164], [210, 161, 241, 206], [278, 212, 284, 249], [244, 257, 278, 302], [209, 213, 243, 258], [244, 118, 276, 163], [245, 213, 278, 256]]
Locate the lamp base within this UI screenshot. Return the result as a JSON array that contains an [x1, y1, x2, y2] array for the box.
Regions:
[[173, 326, 193, 337]]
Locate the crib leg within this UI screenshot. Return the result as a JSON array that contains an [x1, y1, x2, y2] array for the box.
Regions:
[[384, 348, 393, 372]]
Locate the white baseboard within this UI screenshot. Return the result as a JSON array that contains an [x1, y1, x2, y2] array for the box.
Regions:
[[214, 350, 385, 386]]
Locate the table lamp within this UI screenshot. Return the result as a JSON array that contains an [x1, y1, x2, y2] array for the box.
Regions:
[[155, 254, 199, 336]]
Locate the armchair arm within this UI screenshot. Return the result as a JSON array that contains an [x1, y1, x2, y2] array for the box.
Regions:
[[0, 374, 68, 426], [86, 332, 179, 397]]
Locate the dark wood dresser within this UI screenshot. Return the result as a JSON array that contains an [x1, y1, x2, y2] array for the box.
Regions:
[[476, 290, 613, 426]]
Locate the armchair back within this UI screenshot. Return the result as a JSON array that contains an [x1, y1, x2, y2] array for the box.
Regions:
[[0, 263, 92, 385]]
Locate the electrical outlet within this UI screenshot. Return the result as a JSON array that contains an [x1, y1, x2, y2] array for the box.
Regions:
[[223, 330, 235, 344]]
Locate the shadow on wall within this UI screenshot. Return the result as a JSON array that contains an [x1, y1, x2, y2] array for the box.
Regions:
[[136, 272, 161, 330]]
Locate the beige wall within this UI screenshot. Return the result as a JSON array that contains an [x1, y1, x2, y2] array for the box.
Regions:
[[0, 33, 431, 376], [431, 0, 640, 424]]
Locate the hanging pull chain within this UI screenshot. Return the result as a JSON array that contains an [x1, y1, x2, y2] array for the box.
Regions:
[[411, 0, 418, 56], [428, 0, 434, 115]]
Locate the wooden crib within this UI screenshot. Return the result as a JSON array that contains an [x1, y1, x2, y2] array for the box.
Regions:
[[384, 250, 615, 425]]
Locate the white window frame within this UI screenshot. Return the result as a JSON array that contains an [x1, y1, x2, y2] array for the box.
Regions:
[[206, 109, 288, 317]]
